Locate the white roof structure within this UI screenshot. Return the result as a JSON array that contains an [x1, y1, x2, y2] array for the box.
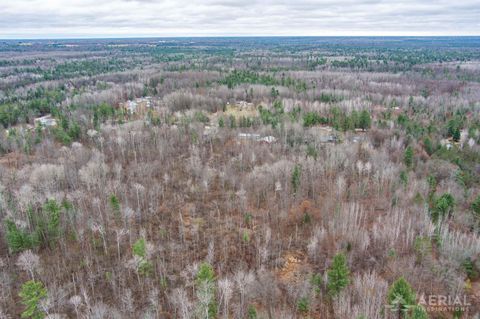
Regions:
[[34, 114, 57, 127], [259, 136, 276, 143], [238, 133, 277, 144]]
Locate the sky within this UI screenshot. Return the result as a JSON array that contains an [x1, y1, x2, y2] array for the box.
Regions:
[[1, 0, 479, 39]]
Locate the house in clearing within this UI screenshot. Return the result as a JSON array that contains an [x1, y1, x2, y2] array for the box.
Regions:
[[237, 100, 254, 109], [440, 138, 453, 150], [259, 136, 276, 144], [125, 100, 138, 114], [237, 133, 277, 144], [121, 96, 153, 115], [34, 114, 57, 128], [238, 133, 261, 141]]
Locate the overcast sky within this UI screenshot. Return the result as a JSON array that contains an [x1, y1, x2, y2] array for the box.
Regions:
[[1, 0, 479, 38]]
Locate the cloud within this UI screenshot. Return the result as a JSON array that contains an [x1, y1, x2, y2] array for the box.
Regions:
[[0, 0, 479, 38]]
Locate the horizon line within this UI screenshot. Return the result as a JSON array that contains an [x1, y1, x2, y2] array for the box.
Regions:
[[2, 34, 480, 41]]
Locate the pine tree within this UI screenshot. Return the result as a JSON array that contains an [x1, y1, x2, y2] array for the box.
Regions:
[[452, 127, 461, 142], [404, 146, 414, 169], [44, 199, 61, 246], [431, 193, 455, 223], [471, 196, 480, 219], [109, 194, 121, 219], [19, 280, 47, 319], [358, 110, 371, 131], [423, 137, 434, 155], [196, 263, 217, 318], [291, 164, 301, 194], [387, 277, 416, 318], [327, 253, 350, 296], [132, 238, 146, 258], [5, 220, 33, 253], [218, 117, 225, 128], [132, 238, 153, 276]]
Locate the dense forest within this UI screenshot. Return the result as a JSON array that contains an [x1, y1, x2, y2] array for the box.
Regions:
[[0, 36, 480, 318]]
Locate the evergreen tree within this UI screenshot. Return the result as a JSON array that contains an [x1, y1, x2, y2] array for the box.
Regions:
[[132, 238, 153, 276], [431, 193, 455, 223], [387, 277, 416, 318], [5, 220, 34, 253], [423, 137, 434, 155], [132, 238, 147, 258], [452, 127, 461, 142], [291, 164, 301, 194], [404, 146, 414, 169], [350, 110, 359, 129], [19, 280, 47, 319], [472, 196, 480, 219], [196, 263, 217, 318], [327, 253, 350, 296], [358, 110, 371, 131], [229, 115, 236, 128], [44, 199, 61, 246], [447, 118, 461, 140], [109, 194, 121, 219]]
